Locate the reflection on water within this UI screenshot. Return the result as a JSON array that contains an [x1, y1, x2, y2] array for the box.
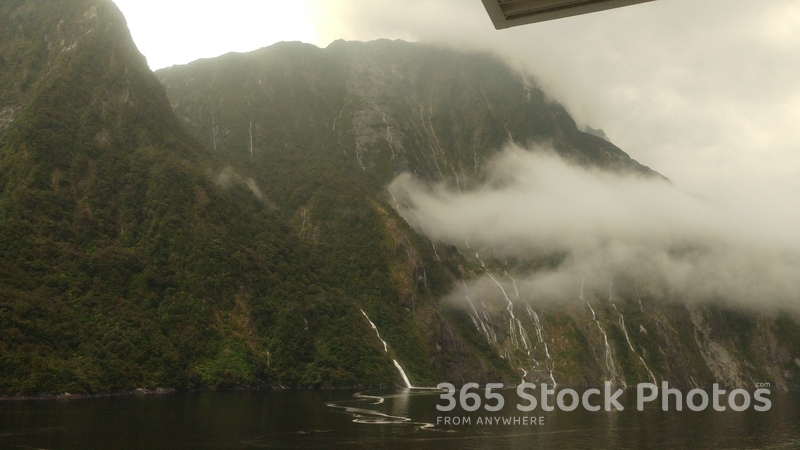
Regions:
[[1, 388, 800, 449]]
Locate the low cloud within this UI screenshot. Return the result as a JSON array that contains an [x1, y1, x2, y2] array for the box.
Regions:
[[388, 145, 800, 310], [318, 0, 800, 198], [214, 166, 266, 202]]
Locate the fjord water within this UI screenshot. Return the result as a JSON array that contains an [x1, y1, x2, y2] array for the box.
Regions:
[[2, 389, 799, 449]]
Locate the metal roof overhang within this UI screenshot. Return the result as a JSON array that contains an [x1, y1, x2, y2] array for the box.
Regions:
[[481, 0, 655, 29]]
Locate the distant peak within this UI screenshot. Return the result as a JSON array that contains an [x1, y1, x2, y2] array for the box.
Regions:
[[584, 126, 610, 142]]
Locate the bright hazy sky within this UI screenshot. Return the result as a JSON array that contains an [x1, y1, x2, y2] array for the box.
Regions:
[[114, 0, 800, 205]]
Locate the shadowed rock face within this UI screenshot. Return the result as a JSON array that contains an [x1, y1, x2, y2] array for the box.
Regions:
[[2, 0, 798, 395]]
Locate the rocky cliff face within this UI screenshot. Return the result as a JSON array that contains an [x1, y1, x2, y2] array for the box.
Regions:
[[158, 40, 656, 182], [157, 39, 800, 390]]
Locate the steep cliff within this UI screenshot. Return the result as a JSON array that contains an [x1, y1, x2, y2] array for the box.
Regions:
[[0, 0, 400, 394], [2, 1, 799, 395], [157, 39, 800, 390]]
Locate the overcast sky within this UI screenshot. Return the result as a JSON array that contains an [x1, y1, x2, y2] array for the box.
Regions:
[[114, 0, 800, 204]]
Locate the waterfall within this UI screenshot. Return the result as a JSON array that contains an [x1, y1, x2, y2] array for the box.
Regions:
[[248, 120, 254, 158], [525, 304, 557, 388], [508, 271, 520, 298], [488, 274, 529, 374], [614, 304, 657, 385], [503, 272, 531, 354], [465, 249, 560, 386], [298, 209, 307, 237], [393, 360, 413, 389], [486, 271, 531, 354], [462, 281, 495, 343], [586, 298, 621, 386], [360, 309, 388, 353], [480, 262, 531, 353], [361, 309, 413, 388]]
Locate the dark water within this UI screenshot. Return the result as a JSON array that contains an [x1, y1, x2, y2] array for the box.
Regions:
[[2, 388, 800, 449]]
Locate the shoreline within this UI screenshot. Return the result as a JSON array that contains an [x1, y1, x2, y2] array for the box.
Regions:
[[2, 383, 789, 401], [0, 384, 398, 401]]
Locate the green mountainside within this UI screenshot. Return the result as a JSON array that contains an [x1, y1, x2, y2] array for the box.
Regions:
[[155, 38, 800, 391], [0, 0, 399, 394], [2, 0, 799, 395]]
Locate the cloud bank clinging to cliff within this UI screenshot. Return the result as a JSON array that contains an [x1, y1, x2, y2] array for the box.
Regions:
[[389, 146, 800, 309]]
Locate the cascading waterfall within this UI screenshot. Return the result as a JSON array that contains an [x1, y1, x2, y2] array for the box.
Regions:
[[586, 301, 619, 386], [503, 272, 531, 354], [508, 274, 533, 355], [508, 271, 520, 298], [418, 104, 447, 182], [613, 304, 657, 385], [608, 281, 656, 384], [582, 279, 622, 386], [525, 304, 557, 387], [248, 120, 254, 159], [298, 209, 307, 237], [481, 312, 498, 342], [382, 113, 397, 161], [525, 305, 545, 357], [475, 253, 531, 354], [361, 309, 388, 353], [462, 281, 496, 343], [634, 284, 646, 312], [360, 309, 413, 388], [393, 360, 413, 389], [431, 241, 441, 262], [461, 243, 500, 346], [211, 111, 218, 151], [462, 246, 560, 386], [472, 251, 538, 382]]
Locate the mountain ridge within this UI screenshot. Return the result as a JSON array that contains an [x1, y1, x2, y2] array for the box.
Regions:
[[0, 0, 404, 394], [156, 37, 800, 390], [1, 1, 799, 395]]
